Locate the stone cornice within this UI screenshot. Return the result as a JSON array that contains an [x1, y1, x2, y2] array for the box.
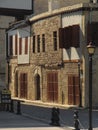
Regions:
[[29, 3, 98, 23]]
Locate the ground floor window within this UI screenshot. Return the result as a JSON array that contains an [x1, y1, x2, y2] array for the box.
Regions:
[[15, 71, 18, 97], [20, 73, 27, 99], [47, 72, 58, 102], [68, 75, 80, 105]]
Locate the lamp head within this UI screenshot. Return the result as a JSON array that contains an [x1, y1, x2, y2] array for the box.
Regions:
[[87, 42, 96, 55]]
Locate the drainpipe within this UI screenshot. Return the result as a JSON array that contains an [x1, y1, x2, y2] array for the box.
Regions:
[[6, 31, 9, 89]]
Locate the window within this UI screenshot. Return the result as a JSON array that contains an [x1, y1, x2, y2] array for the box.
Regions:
[[9, 65, 12, 83], [25, 37, 28, 54], [87, 22, 98, 46], [68, 75, 79, 105], [9, 35, 13, 55], [37, 35, 40, 52], [33, 36, 35, 53], [15, 35, 17, 55], [20, 73, 27, 99], [53, 31, 57, 51], [47, 72, 58, 102], [42, 34, 45, 52], [19, 38, 22, 55], [59, 24, 80, 49]]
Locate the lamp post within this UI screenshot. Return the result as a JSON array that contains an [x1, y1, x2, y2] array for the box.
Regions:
[[78, 61, 82, 107], [87, 42, 95, 130]]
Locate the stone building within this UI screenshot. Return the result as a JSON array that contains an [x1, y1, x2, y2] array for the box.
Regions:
[[0, 0, 93, 90], [6, 0, 98, 107]]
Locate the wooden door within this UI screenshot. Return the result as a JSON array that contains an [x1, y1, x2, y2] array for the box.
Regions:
[[68, 75, 79, 105], [47, 72, 58, 102], [20, 73, 27, 99]]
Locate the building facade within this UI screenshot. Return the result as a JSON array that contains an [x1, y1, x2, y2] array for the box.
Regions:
[[0, 15, 15, 90], [6, 1, 98, 107]]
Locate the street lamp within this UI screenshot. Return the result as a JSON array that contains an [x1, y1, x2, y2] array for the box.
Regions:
[[87, 42, 96, 130]]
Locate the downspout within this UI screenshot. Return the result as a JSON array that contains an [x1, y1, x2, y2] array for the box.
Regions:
[[6, 31, 9, 89]]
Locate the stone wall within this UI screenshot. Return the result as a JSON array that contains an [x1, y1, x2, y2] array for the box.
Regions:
[[0, 15, 15, 88]]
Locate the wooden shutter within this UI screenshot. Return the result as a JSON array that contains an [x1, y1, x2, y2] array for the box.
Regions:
[[64, 26, 70, 49], [19, 38, 22, 55], [24, 74, 27, 98], [68, 75, 74, 105], [54, 72, 58, 102], [33, 36, 35, 53], [68, 75, 79, 105], [72, 24, 80, 48], [74, 76, 79, 105], [9, 36, 13, 55], [87, 22, 98, 46], [92, 23, 98, 46], [87, 22, 92, 44], [25, 37, 28, 54], [47, 72, 58, 102], [20, 73, 27, 99], [15, 35, 17, 55], [59, 28, 64, 48], [20, 73, 24, 98]]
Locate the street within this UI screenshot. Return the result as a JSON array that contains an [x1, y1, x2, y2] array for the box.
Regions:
[[0, 101, 98, 130], [0, 111, 72, 130]]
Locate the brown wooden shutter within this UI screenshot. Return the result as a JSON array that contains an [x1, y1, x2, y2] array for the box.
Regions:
[[9, 36, 13, 55], [68, 75, 74, 105], [47, 72, 58, 102], [87, 22, 98, 46], [68, 75, 80, 105], [72, 24, 80, 48], [33, 36, 35, 53], [59, 28, 64, 48], [54, 72, 58, 102], [19, 38, 22, 55], [15, 35, 17, 55], [64, 26, 70, 49], [20, 73, 27, 99], [87, 22, 92, 44], [92, 23, 98, 46], [20, 73, 23, 98], [24, 73, 27, 98], [25, 37, 28, 54], [74, 76, 79, 105]]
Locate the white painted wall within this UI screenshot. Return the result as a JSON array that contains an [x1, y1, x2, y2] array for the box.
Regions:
[[62, 11, 82, 61], [0, 0, 32, 10], [8, 26, 30, 64], [18, 26, 30, 64]]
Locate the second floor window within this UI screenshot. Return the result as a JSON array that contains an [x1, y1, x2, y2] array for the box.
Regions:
[[15, 35, 17, 55], [42, 34, 45, 52], [32, 36, 35, 53], [9, 35, 13, 56], [25, 37, 28, 54], [19, 38, 22, 55], [53, 31, 57, 51], [37, 35, 40, 52]]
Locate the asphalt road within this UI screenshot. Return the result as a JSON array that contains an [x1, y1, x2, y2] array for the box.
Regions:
[[0, 111, 72, 130], [2, 101, 98, 130]]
